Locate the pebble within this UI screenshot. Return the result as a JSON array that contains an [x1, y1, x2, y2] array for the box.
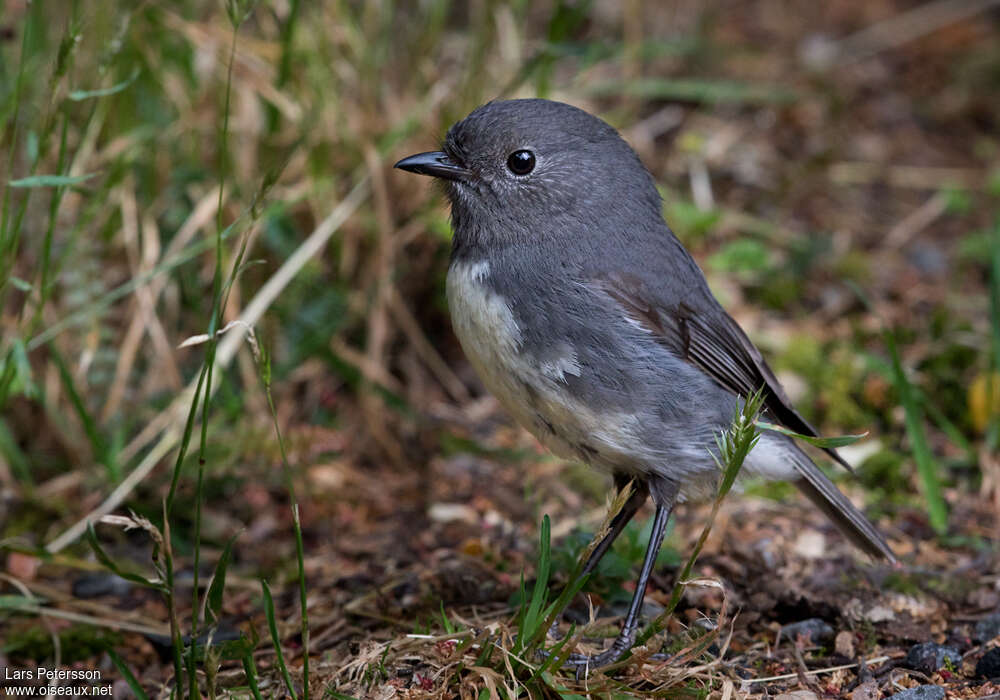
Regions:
[[851, 679, 879, 700], [71, 572, 132, 598], [780, 618, 834, 645], [775, 691, 818, 700], [889, 686, 945, 700], [976, 647, 1000, 680], [974, 611, 1000, 643], [904, 641, 961, 674], [835, 629, 856, 658]]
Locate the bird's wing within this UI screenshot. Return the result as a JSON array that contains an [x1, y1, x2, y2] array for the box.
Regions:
[[595, 272, 853, 472]]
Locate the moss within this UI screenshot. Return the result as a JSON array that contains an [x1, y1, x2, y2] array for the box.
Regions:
[[4, 623, 121, 665], [774, 335, 871, 430], [832, 249, 873, 284], [858, 448, 908, 499]]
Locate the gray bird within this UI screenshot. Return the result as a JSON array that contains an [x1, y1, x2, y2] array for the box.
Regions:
[[395, 98, 895, 670]]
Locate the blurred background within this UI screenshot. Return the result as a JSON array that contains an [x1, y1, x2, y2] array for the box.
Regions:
[[1, 0, 998, 696]]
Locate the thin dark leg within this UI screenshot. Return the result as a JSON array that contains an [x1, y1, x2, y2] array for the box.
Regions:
[[581, 477, 648, 576], [545, 477, 648, 641], [566, 495, 676, 676]]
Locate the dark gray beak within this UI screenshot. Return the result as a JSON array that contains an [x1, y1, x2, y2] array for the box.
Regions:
[[393, 151, 471, 182]]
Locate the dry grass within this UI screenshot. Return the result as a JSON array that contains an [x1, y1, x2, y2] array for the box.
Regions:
[[1, 0, 999, 697]]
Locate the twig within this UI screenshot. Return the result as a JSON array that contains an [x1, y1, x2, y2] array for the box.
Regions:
[[793, 643, 822, 692], [748, 655, 891, 684], [4, 601, 170, 637], [14, 578, 168, 632], [884, 191, 949, 248]]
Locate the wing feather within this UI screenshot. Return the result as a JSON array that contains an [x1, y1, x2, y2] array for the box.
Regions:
[[597, 274, 853, 472]]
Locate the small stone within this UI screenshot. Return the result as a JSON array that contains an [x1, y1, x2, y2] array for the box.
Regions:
[[793, 531, 826, 559], [975, 648, 1000, 679], [6, 552, 41, 580], [780, 618, 834, 646], [776, 691, 818, 700], [427, 502, 477, 524], [835, 629, 856, 658], [967, 588, 1000, 609], [889, 686, 945, 700], [799, 34, 838, 70], [72, 573, 132, 598], [851, 679, 878, 700], [907, 243, 947, 276], [863, 604, 896, 622], [904, 642, 961, 674], [974, 611, 1000, 643]]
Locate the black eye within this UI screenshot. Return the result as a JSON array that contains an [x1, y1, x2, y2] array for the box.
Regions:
[[506, 150, 535, 175]]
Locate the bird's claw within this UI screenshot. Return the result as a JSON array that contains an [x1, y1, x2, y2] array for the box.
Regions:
[[537, 630, 636, 680]]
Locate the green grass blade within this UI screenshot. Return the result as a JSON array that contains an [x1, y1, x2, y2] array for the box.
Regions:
[[884, 328, 948, 533], [529, 624, 576, 681], [528, 569, 589, 654], [258, 343, 311, 698], [517, 514, 551, 653], [108, 648, 150, 700], [0, 594, 42, 610], [439, 601, 457, 634], [241, 652, 265, 700], [0, 418, 31, 483], [8, 173, 97, 188], [67, 66, 140, 100], [261, 579, 299, 700], [48, 343, 115, 480], [755, 421, 868, 448], [206, 532, 241, 624]]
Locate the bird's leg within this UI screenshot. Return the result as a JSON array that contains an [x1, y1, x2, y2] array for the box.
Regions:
[[582, 477, 649, 576], [546, 477, 648, 640], [564, 499, 674, 676]]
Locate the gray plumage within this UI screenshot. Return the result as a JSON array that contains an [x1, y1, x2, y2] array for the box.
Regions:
[[401, 98, 895, 564]]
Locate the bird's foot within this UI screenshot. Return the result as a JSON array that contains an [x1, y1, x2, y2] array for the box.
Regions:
[[559, 629, 636, 680]]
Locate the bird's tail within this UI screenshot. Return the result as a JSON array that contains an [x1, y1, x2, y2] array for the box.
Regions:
[[791, 448, 897, 563]]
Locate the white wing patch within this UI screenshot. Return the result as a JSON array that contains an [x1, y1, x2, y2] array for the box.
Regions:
[[539, 344, 581, 382]]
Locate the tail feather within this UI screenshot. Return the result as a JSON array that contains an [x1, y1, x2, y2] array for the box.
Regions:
[[791, 450, 897, 563]]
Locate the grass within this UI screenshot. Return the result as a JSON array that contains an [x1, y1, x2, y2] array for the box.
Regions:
[[0, 0, 998, 697]]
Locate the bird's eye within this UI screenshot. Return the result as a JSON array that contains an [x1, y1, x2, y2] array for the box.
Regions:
[[506, 150, 535, 176]]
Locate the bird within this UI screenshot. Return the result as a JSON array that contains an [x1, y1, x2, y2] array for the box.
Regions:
[[394, 98, 896, 671]]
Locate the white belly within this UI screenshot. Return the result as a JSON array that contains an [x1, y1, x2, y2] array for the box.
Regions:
[[446, 260, 644, 472]]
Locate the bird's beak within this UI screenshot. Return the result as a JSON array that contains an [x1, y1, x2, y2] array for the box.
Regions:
[[393, 151, 471, 182]]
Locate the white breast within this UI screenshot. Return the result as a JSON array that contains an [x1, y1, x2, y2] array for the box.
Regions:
[[446, 260, 644, 472], [446, 260, 528, 407]]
